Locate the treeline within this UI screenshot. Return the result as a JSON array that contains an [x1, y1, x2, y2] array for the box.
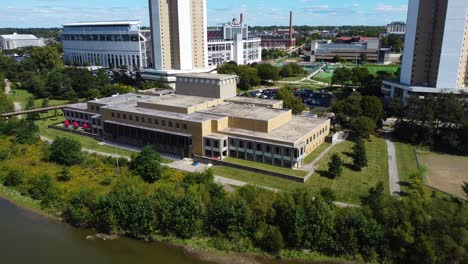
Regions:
[[0, 135, 466, 263], [262, 49, 288, 60], [0, 46, 164, 102], [251, 26, 385, 37], [0, 28, 61, 39], [393, 94, 468, 155], [217, 61, 306, 90]]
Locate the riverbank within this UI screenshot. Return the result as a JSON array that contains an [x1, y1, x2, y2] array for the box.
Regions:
[[0, 184, 354, 264]]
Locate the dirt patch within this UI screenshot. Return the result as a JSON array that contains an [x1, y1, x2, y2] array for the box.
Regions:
[[418, 152, 468, 199]]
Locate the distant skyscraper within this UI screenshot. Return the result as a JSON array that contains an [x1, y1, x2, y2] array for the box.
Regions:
[[149, 0, 208, 71], [383, 0, 468, 99]]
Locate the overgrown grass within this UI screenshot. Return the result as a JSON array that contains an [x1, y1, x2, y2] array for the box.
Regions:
[[7, 88, 69, 109], [223, 157, 307, 178], [394, 142, 419, 193]]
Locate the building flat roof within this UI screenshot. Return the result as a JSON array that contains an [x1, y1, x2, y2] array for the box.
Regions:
[[176, 73, 236, 80], [90, 93, 153, 106], [0, 34, 39, 40], [224, 96, 282, 106], [200, 103, 290, 121], [220, 115, 329, 146], [63, 21, 141, 27], [138, 94, 219, 109], [103, 103, 224, 123], [65, 103, 89, 111]]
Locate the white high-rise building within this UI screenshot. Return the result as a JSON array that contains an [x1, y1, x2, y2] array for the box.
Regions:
[[383, 0, 468, 99], [62, 21, 149, 70], [148, 0, 208, 71]]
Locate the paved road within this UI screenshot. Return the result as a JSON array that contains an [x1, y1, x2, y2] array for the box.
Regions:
[[386, 136, 401, 196]]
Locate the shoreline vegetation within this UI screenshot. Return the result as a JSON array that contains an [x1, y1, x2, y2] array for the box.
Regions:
[[0, 137, 466, 264], [0, 188, 350, 264]]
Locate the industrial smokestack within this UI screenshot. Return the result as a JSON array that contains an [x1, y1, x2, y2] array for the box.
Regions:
[[240, 13, 244, 25], [289, 11, 293, 39]]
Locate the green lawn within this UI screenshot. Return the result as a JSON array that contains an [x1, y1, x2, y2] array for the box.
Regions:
[[281, 76, 305, 82], [312, 72, 333, 84], [7, 89, 69, 109], [303, 142, 332, 164], [394, 142, 419, 185], [363, 65, 399, 75], [223, 157, 308, 178], [214, 136, 389, 204]]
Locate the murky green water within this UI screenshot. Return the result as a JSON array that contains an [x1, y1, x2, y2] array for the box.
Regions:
[[0, 198, 212, 264]]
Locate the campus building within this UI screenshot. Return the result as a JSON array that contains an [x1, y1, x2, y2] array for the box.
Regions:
[[382, 0, 468, 99], [61, 21, 149, 70], [256, 11, 296, 50], [207, 15, 262, 66], [386, 22, 406, 36], [63, 73, 330, 168], [148, 0, 208, 71], [310, 38, 390, 63], [0, 33, 44, 50]]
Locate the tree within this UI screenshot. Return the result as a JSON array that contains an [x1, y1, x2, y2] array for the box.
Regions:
[[361, 96, 384, 123], [50, 137, 83, 165], [352, 137, 368, 170], [333, 55, 343, 63], [331, 67, 352, 87], [129, 145, 162, 183], [57, 166, 72, 182], [351, 116, 376, 138], [360, 181, 384, 211], [259, 226, 284, 254], [29, 174, 60, 207], [463, 182, 468, 198], [41, 98, 49, 108], [359, 53, 368, 64], [276, 87, 305, 115], [28, 45, 63, 72], [256, 63, 280, 81], [3, 169, 24, 187], [328, 154, 343, 178]]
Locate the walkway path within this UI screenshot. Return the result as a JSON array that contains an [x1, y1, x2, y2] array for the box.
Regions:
[[4, 79, 11, 95], [386, 136, 401, 196], [300, 131, 348, 178]]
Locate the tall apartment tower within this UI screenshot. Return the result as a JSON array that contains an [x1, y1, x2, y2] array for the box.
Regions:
[[149, 0, 208, 71], [383, 0, 468, 99]]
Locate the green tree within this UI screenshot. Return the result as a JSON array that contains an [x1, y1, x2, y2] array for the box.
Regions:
[[276, 87, 305, 115], [57, 166, 72, 182], [361, 96, 384, 123], [333, 55, 343, 63], [63, 188, 95, 227], [351, 116, 376, 138], [331, 67, 352, 87], [129, 145, 162, 183], [28, 45, 63, 72], [259, 225, 284, 254], [463, 182, 468, 198], [328, 153, 343, 178], [359, 53, 368, 64], [256, 63, 280, 81], [29, 174, 60, 207], [50, 137, 83, 165], [3, 169, 24, 187], [360, 181, 384, 211], [41, 98, 49, 108], [352, 138, 368, 170]]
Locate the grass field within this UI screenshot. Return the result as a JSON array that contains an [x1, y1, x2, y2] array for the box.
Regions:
[[418, 152, 468, 199], [223, 157, 308, 178], [281, 76, 306, 82], [304, 142, 332, 164], [312, 71, 333, 84], [7, 89, 69, 109], [394, 142, 420, 185], [363, 65, 399, 75], [214, 136, 389, 204]]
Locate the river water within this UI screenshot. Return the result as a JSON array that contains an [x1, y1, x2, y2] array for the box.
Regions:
[[0, 198, 212, 264]]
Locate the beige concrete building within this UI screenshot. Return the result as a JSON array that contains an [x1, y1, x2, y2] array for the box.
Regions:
[[383, 0, 468, 100], [149, 0, 208, 71], [63, 74, 330, 168]]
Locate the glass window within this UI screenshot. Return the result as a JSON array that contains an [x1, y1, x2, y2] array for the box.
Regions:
[[205, 139, 211, 147], [136, 116, 139, 122], [129, 115, 133, 121], [111, 112, 115, 117], [176, 123, 180, 129], [148, 118, 152, 124], [183, 124, 187, 129], [141, 117, 145, 123], [169, 121, 173, 127], [162, 120, 166, 126], [257, 144, 262, 151]]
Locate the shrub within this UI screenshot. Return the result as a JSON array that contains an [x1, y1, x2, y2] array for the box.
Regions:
[[57, 167, 72, 182], [29, 174, 60, 207], [129, 145, 162, 183], [259, 226, 285, 254], [50, 137, 83, 165], [3, 169, 24, 187]]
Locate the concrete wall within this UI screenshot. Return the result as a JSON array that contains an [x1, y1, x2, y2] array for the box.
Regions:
[[176, 76, 237, 99]]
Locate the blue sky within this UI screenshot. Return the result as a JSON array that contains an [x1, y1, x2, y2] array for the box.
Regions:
[[0, 0, 408, 28]]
